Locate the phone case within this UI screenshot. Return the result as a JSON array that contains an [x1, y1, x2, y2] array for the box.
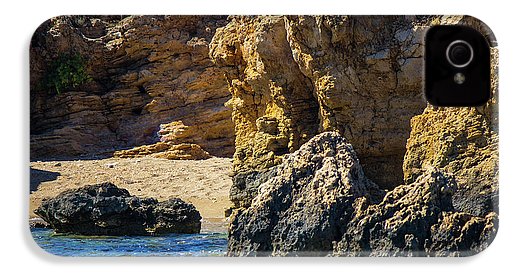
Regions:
[[29, 15, 498, 257]]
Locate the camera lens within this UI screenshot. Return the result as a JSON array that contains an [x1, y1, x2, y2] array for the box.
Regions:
[[446, 40, 474, 68]]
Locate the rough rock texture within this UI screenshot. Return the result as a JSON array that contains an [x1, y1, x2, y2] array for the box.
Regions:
[[112, 120, 215, 160], [210, 16, 321, 180], [210, 15, 430, 191], [335, 168, 497, 257], [210, 14, 499, 216], [30, 16, 234, 159], [34, 182, 201, 235], [425, 212, 497, 256], [402, 106, 498, 217], [217, 15, 498, 257], [230, 168, 278, 208], [113, 142, 211, 160], [227, 133, 497, 256], [227, 132, 384, 256], [30, 15, 499, 256]]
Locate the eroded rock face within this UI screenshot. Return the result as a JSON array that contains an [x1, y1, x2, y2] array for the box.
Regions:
[[227, 133, 497, 256], [227, 132, 384, 256], [210, 16, 321, 179], [34, 183, 201, 235], [402, 34, 498, 217], [210, 16, 431, 191], [30, 16, 234, 159], [403, 106, 498, 217]]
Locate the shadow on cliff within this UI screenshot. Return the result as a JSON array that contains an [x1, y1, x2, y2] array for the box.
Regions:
[[30, 168, 60, 192]]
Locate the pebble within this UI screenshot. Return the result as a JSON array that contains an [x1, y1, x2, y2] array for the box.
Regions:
[[106, 162, 118, 168]]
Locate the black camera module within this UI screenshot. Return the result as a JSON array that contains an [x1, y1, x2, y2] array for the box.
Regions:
[[425, 25, 491, 106], [446, 40, 474, 68]]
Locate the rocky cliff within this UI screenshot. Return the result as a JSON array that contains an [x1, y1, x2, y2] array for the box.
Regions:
[[227, 132, 384, 256], [210, 16, 430, 191], [30, 16, 234, 159], [213, 16, 498, 256]]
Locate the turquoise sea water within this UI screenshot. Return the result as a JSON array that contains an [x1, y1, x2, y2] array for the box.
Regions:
[[31, 228, 228, 256]]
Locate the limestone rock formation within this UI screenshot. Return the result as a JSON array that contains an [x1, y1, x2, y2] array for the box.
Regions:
[[112, 120, 216, 160], [227, 132, 384, 256], [210, 16, 320, 183], [210, 16, 431, 191], [34, 182, 201, 235], [402, 106, 498, 217], [113, 142, 211, 160], [30, 15, 499, 256], [210, 15, 498, 220], [30, 16, 234, 159]]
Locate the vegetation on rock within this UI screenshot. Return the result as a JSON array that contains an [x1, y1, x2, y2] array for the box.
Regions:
[[43, 52, 90, 94]]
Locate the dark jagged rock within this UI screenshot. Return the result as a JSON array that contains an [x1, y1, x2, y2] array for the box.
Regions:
[[151, 198, 202, 234], [425, 211, 497, 256], [34, 183, 201, 235], [229, 168, 278, 208], [227, 132, 384, 256], [335, 168, 459, 256], [227, 133, 497, 257]]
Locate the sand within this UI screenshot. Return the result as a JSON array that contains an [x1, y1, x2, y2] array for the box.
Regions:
[[30, 157, 233, 224]]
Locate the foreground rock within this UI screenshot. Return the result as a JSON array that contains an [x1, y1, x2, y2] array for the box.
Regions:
[[227, 132, 384, 256], [227, 132, 497, 256], [34, 183, 201, 235], [335, 168, 497, 256]]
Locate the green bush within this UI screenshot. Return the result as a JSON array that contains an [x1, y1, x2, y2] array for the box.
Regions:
[[44, 52, 91, 94]]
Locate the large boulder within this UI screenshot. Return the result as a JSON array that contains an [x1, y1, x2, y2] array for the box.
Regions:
[[227, 132, 384, 256], [34, 182, 201, 235]]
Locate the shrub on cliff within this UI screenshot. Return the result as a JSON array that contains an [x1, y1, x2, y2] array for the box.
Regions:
[[43, 52, 91, 94]]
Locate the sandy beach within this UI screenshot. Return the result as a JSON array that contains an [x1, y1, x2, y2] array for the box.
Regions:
[[30, 157, 233, 224]]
